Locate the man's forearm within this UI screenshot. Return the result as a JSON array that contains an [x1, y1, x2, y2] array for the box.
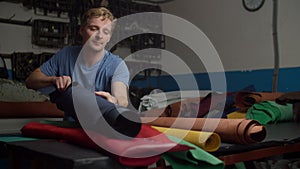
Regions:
[[25, 69, 55, 90], [111, 82, 129, 107], [116, 95, 129, 107]]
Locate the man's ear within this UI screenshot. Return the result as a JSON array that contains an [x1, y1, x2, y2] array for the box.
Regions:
[[107, 34, 112, 42], [79, 26, 83, 36], [106, 20, 115, 43]]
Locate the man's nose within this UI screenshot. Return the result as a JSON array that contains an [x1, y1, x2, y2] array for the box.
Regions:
[[95, 30, 102, 39]]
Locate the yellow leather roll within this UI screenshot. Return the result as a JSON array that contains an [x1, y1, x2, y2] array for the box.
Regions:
[[152, 126, 221, 152], [226, 111, 246, 119]]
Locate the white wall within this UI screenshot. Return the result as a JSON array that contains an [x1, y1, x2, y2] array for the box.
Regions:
[[159, 0, 300, 73], [1, 1, 299, 74], [278, 1, 300, 68]]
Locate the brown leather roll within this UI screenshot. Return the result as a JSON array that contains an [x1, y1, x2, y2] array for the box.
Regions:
[[235, 92, 284, 111], [141, 117, 266, 144], [166, 97, 202, 117], [0, 101, 64, 118]]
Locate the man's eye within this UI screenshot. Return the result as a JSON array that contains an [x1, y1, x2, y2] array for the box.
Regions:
[[90, 27, 98, 31], [103, 31, 109, 35]]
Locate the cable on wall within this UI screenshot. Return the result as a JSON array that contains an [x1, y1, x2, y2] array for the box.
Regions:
[[272, 0, 280, 92]]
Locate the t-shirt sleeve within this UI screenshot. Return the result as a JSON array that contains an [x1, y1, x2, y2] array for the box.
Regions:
[[112, 60, 129, 87], [40, 47, 66, 76]]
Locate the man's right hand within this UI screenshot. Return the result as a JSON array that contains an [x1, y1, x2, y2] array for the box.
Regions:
[[26, 68, 71, 91], [54, 76, 71, 92]]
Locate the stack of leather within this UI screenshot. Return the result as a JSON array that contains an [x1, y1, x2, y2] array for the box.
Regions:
[[276, 91, 300, 122]]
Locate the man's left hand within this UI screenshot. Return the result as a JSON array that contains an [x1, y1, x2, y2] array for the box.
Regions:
[[95, 91, 118, 104]]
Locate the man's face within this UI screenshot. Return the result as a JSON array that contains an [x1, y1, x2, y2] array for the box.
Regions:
[[80, 16, 112, 52]]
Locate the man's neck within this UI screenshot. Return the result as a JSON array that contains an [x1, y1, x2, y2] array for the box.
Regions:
[[82, 48, 105, 67]]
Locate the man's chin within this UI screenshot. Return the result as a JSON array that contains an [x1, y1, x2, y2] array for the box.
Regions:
[[88, 44, 104, 52]]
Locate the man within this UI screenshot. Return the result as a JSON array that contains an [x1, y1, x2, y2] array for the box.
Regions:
[[26, 7, 129, 106], [26, 7, 130, 121]]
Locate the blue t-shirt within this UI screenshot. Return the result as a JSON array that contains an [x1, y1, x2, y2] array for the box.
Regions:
[[40, 46, 129, 93]]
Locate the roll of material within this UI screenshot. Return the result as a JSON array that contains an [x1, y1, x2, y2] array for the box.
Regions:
[[0, 101, 63, 118], [142, 117, 266, 144], [152, 126, 221, 152], [246, 101, 293, 124], [234, 92, 284, 111], [163, 136, 225, 169], [142, 97, 201, 117], [21, 122, 191, 167], [50, 83, 141, 139]]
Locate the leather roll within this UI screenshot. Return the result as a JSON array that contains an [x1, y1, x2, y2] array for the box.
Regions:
[[50, 82, 141, 139], [0, 101, 63, 118], [143, 97, 202, 117], [142, 117, 266, 144], [152, 126, 221, 152], [21, 122, 191, 167]]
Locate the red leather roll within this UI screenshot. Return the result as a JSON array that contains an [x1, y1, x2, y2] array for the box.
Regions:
[[235, 92, 284, 111], [21, 122, 191, 166], [141, 117, 266, 144]]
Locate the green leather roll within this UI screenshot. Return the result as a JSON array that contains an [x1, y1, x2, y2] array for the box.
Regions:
[[246, 101, 293, 124], [163, 135, 224, 169]]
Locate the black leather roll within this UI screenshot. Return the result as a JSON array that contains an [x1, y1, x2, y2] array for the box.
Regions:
[[49, 82, 141, 139]]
